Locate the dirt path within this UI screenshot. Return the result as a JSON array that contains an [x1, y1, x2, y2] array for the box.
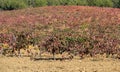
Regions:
[[0, 56, 120, 72]]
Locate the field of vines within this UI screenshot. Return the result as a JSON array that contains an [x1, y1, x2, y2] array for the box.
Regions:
[[0, 6, 120, 59]]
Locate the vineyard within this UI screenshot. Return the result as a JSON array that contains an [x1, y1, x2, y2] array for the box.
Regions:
[[0, 6, 120, 59], [0, 6, 120, 72]]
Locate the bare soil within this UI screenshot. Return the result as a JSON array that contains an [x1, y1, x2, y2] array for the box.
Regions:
[[0, 56, 120, 72]]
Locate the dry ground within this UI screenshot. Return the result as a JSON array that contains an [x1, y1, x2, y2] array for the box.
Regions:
[[0, 56, 120, 72]]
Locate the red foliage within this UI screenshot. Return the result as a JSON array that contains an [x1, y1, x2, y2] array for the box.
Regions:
[[0, 6, 120, 26], [0, 6, 120, 58]]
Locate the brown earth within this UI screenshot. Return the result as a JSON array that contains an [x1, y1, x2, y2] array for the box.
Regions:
[[0, 56, 120, 72]]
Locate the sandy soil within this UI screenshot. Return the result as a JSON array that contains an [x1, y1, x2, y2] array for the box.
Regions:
[[0, 56, 120, 72]]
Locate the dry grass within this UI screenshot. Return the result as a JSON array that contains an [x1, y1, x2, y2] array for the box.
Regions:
[[0, 56, 120, 72]]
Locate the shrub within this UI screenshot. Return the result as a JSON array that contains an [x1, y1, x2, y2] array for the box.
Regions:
[[75, 0, 88, 6], [0, 0, 27, 10], [87, 0, 113, 7], [0, 0, 120, 10], [47, 0, 60, 6], [98, 0, 113, 7], [73, 0, 114, 7], [67, 0, 77, 5], [59, 0, 69, 5], [112, 0, 120, 8], [33, 0, 47, 7]]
